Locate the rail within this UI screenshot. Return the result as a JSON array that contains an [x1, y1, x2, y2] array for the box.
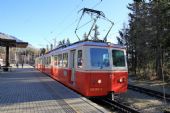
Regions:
[[128, 84, 170, 102], [96, 97, 140, 113]]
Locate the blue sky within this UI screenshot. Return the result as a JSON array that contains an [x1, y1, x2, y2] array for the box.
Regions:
[[0, 0, 132, 48]]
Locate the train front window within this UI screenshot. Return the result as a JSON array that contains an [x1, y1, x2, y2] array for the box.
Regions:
[[112, 50, 125, 67], [77, 50, 82, 68], [90, 48, 110, 68]]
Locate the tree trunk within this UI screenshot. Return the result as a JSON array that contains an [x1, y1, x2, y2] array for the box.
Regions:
[[156, 47, 162, 79]]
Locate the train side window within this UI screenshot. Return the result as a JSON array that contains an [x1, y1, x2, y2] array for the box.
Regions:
[[47, 57, 48, 65], [63, 53, 68, 67], [49, 57, 51, 65], [42, 58, 45, 65], [77, 50, 82, 68], [44, 58, 46, 65], [54, 55, 58, 66], [47, 57, 49, 65], [48, 57, 51, 65], [41, 58, 43, 64], [58, 54, 63, 67]]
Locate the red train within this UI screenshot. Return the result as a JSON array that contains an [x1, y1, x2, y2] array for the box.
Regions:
[[35, 40, 128, 99]]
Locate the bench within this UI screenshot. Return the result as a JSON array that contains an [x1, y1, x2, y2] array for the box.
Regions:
[[1, 66, 12, 72]]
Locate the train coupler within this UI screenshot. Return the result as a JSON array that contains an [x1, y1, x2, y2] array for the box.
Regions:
[[108, 91, 115, 100]]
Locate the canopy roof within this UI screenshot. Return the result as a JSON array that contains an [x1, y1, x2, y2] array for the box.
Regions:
[[0, 32, 28, 48]]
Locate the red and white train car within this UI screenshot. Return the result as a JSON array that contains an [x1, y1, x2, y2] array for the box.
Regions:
[[35, 40, 128, 98]]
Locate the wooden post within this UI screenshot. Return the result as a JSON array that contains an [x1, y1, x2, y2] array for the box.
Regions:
[[4, 46, 9, 71]]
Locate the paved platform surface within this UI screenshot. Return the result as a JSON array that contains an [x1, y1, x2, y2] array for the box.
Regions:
[[0, 65, 109, 113]]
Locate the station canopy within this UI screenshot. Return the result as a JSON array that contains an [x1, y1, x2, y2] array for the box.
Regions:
[[0, 32, 28, 48]]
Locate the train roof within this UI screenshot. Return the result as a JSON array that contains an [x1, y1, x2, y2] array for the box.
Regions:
[[39, 40, 125, 57]]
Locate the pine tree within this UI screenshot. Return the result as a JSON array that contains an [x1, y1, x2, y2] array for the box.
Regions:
[[122, 0, 170, 79], [66, 38, 70, 45], [92, 25, 100, 40], [83, 32, 88, 41]]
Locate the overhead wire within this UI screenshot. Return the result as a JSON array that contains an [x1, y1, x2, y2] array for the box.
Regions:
[[55, 0, 103, 42], [82, 0, 102, 9], [56, 1, 82, 28], [47, 1, 83, 42], [91, 0, 115, 42], [92, 0, 102, 8], [76, 19, 94, 30], [74, 0, 104, 40], [57, 18, 79, 36], [40, 0, 110, 49]]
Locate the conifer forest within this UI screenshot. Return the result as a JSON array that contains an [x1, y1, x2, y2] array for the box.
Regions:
[[117, 0, 170, 80]]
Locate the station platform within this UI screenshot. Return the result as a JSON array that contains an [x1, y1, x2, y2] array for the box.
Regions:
[[0, 65, 109, 113]]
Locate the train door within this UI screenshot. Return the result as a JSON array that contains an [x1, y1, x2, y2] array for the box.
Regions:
[[70, 50, 76, 84]]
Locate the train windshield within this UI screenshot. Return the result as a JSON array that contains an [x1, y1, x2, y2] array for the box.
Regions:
[[112, 50, 125, 67], [90, 48, 110, 68]]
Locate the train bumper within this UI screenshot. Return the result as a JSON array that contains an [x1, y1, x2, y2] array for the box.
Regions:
[[110, 71, 128, 93]]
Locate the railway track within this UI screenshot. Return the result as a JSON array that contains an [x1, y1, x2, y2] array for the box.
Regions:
[[92, 97, 140, 113], [128, 84, 170, 102]]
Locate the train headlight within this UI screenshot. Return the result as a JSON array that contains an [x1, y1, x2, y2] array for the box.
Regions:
[[118, 78, 125, 83], [119, 78, 123, 82], [97, 79, 102, 84]]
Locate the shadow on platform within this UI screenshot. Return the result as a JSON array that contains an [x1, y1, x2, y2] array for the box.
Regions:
[[0, 68, 81, 106]]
